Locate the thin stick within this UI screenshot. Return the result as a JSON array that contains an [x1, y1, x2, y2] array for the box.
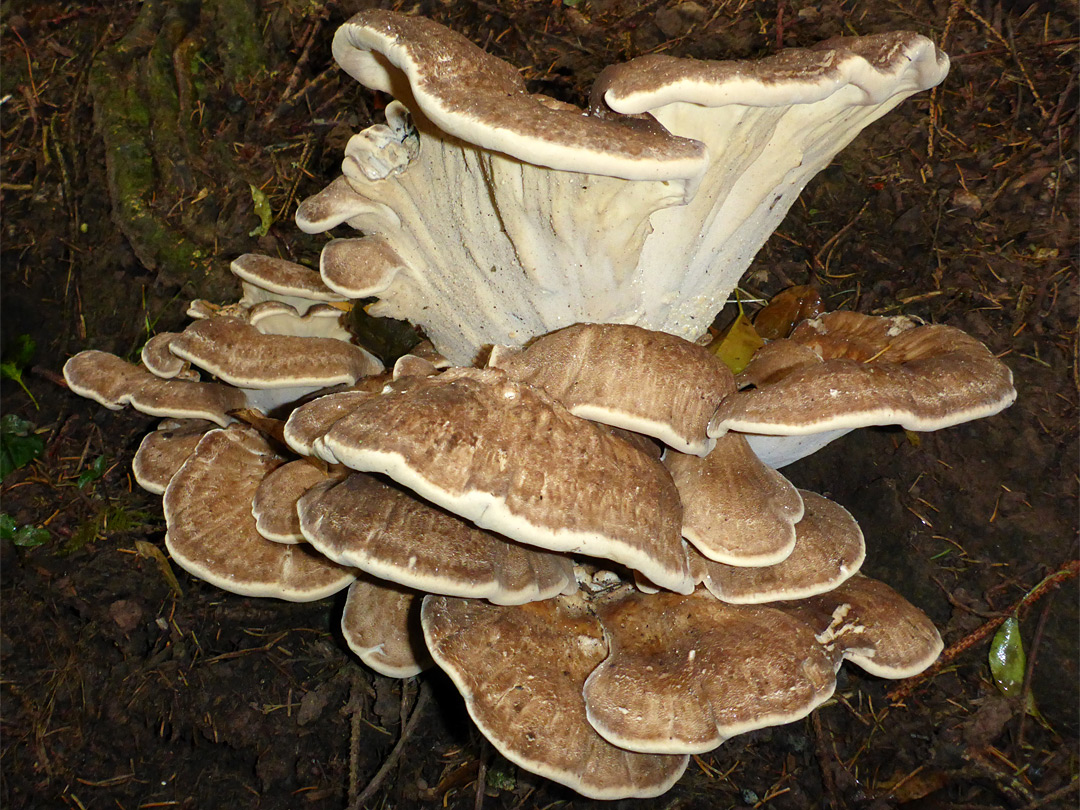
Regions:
[[346, 671, 366, 808], [474, 738, 489, 810], [1014, 590, 1055, 754], [954, 0, 1049, 117], [351, 680, 431, 809], [888, 560, 1079, 703]]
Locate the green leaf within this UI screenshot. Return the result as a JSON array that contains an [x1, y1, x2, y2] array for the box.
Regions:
[[10, 334, 35, 368], [248, 183, 273, 237], [1, 515, 49, 548], [13, 525, 49, 548], [1, 336, 39, 409], [1, 414, 45, 480], [78, 455, 109, 489], [989, 617, 1026, 697]]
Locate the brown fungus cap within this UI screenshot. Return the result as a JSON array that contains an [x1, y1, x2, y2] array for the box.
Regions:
[[489, 323, 735, 456], [141, 333, 198, 381], [318, 236, 408, 299], [710, 312, 1017, 438], [132, 419, 215, 495], [63, 350, 247, 427], [252, 459, 347, 544], [295, 175, 378, 234], [311, 367, 692, 594], [332, 10, 706, 181], [163, 427, 355, 601], [230, 253, 348, 312], [281, 383, 387, 457], [776, 574, 943, 678], [688, 490, 864, 603], [298, 472, 576, 605], [341, 575, 433, 678], [421, 592, 689, 799], [593, 32, 948, 115], [582, 586, 837, 754], [168, 317, 383, 390], [664, 433, 804, 566]]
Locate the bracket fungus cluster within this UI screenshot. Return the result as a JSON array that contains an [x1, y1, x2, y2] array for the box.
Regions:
[[63, 11, 1017, 801]]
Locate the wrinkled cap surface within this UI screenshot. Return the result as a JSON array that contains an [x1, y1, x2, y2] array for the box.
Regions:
[[132, 419, 215, 494], [710, 312, 1017, 437], [593, 31, 948, 114], [168, 317, 383, 389], [63, 350, 247, 427], [333, 10, 707, 181], [688, 490, 864, 603], [664, 433, 804, 566], [141, 333, 198, 381], [776, 574, 943, 678], [341, 575, 433, 677], [231, 253, 348, 309], [281, 382, 388, 456], [298, 472, 576, 605], [583, 586, 836, 754], [252, 459, 346, 544], [489, 323, 735, 456], [310, 368, 692, 593], [163, 427, 355, 601], [422, 592, 689, 799]]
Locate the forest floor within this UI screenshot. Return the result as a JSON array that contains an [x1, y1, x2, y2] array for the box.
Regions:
[[1, 1, 1077, 808]]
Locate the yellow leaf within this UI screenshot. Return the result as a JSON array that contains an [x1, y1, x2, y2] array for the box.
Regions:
[[708, 313, 764, 374], [248, 183, 273, 238]]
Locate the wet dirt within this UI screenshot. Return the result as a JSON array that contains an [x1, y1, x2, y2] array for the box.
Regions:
[[1, 1, 1077, 809]]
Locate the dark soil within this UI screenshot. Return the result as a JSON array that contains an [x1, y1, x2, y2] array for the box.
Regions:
[[1, 1, 1077, 809]]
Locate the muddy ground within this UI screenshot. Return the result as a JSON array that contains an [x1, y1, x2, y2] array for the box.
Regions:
[[1, 1, 1077, 808]]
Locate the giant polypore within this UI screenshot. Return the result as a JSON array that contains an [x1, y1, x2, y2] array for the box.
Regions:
[[61, 11, 1016, 801]]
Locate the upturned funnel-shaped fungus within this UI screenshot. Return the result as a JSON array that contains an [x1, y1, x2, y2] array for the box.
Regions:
[[57, 12, 994, 803], [298, 10, 948, 363]]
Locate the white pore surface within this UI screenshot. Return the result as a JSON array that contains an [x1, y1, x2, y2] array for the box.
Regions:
[[301, 36, 947, 364]]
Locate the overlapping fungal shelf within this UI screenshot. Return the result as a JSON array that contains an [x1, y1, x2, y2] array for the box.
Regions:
[[62, 11, 1017, 801]]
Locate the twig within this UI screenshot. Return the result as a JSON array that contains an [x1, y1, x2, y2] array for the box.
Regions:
[[350, 680, 431, 809], [1013, 590, 1055, 755], [474, 737, 489, 810], [266, 4, 334, 126], [952, 0, 1049, 117], [346, 669, 366, 808], [813, 200, 870, 277], [811, 712, 844, 809], [888, 560, 1079, 703], [1020, 778, 1079, 810]]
